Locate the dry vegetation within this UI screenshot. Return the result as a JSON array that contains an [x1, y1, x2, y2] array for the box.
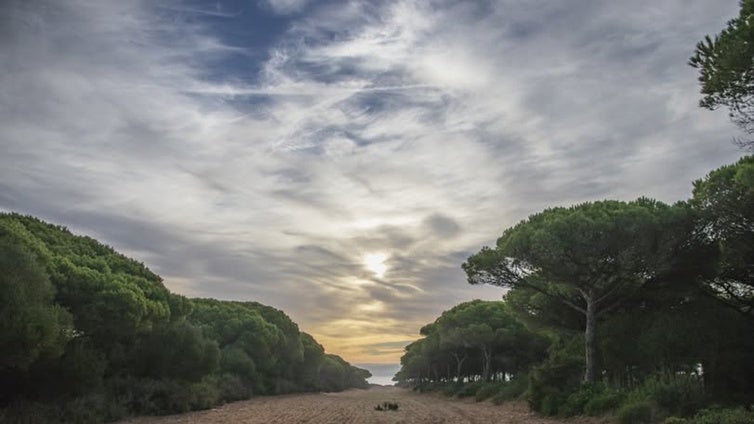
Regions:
[[118, 386, 611, 424]]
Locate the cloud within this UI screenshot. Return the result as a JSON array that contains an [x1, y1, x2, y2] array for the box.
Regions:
[[0, 0, 747, 364], [259, 0, 311, 15]]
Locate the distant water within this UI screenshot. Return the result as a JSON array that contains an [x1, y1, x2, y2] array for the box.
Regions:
[[355, 363, 401, 386]]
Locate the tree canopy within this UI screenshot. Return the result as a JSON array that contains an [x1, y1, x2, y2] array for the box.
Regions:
[[692, 155, 754, 316], [397, 159, 754, 418], [690, 0, 754, 147], [0, 213, 370, 422], [394, 300, 547, 387], [462, 199, 687, 382]]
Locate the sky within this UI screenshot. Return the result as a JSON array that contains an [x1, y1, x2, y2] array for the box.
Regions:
[[0, 0, 746, 376]]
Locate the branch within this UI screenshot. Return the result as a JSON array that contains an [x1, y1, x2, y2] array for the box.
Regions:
[[518, 278, 587, 315]]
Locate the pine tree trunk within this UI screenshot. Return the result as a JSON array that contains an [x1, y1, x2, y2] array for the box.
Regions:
[[482, 348, 492, 382], [584, 295, 597, 383]]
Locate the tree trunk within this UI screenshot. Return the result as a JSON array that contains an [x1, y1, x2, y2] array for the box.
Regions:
[[451, 352, 467, 382], [482, 347, 492, 382], [584, 295, 597, 383]]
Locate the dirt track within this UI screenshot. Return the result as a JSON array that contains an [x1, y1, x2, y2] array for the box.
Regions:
[[118, 386, 611, 424]]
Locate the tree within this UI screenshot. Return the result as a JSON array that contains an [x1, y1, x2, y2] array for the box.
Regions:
[[463, 199, 687, 383], [692, 155, 754, 316], [689, 0, 754, 148], [395, 300, 547, 386], [0, 234, 72, 371]]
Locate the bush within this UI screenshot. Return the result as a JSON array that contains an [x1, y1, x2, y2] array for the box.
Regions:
[[689, 407, 754, 424], [526, 342, 583, 415], [106, 376, 220, 416], [492, 378, 528, 405], [216, 373, 250, 402], [475, 382, 504, 402], [442, 382, 462, 397], [59, 395, 108, 424], [187, 379, 220, 410], [639, 376, 705, 417], [617, 400, 655, 424], [663, 418, 688, 424], [560, 383, 605, 417], [0, 400, 57, 424], [584, 388, 625, 416], [540, 393, 565, 416], [455, 381, 483, 398]]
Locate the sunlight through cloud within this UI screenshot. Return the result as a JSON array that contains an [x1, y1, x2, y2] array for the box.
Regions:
[[363, 252, 388, 278]]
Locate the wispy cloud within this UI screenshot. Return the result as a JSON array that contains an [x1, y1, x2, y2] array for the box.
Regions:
[[0, 0, 745, 363]]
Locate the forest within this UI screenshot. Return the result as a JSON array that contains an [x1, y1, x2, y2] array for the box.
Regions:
[[0, 213, 370, 423], [5, 2, 754, 424], [394, 156, 754, 424]]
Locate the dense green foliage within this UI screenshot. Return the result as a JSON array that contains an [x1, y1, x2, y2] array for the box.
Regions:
[[396, 157, 754, 423], [0, 214, 369, 423], [692, 155, 754, 316], [462, 199, 687, 383], [393, 300, 547, 405], [690, 0, 754, 145]]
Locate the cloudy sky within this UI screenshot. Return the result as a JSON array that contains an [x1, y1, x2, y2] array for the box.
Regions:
[[0, 0, 745, 373]]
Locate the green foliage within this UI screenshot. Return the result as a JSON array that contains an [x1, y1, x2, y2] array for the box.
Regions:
[[526, 337, 584, 415], [454, 381, 483, 398], [442, 382, 463, 397], [636, 376, 706, 417], [491, 377, 529, 404], [583, 388, 624, 416], [689, 407, 754, 424], [131, 321, 219, 382], [393, 156, 754, 422], [692, 156, 754, 317], [395, 300, 547, 388], [0, 233, 72, 371], [0, 213, 369, 421], [464, 199, 688, 382], [689, 1, 754, 139], [475, 382, 504, 401], [617, 400, 655, 424], [214, 373, 249, 401]]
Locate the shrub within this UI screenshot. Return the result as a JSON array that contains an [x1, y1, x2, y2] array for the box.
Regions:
[[106, 377, 215, 416], [526, 342, 583, 415], [188, 379, 220, 410], [639, 376, 705, 417], [584, 388, 625, 416], [59, 395, 108, 424], [560, 383, 606, 416], [663, 418, 688, 424], [455, 381, 483, 398], [475, 382, 504, 402], [0, 400, 57, 424], [216, 373, 249, 402], [492, 378, 529, 405], [442, 382, 462, 397], [617, 400, 654, 424], [540, 393, 565, 416], [689, 407, 754, 424]]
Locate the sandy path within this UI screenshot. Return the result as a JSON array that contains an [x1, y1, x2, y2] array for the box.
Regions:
[[118, 386, 611, 424]]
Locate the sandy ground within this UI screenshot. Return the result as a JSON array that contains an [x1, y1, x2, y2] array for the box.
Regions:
[[118, 386, 612, 424]]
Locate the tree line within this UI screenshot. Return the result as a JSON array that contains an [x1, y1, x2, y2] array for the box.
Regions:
[[0, 213, 370, 423], [395, 156, 754, 423]]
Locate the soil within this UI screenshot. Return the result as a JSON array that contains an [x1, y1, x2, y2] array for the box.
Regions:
[[117, 386, 613, 424]]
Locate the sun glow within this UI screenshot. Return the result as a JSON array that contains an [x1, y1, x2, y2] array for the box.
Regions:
[[363, 252, 388, 278]]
